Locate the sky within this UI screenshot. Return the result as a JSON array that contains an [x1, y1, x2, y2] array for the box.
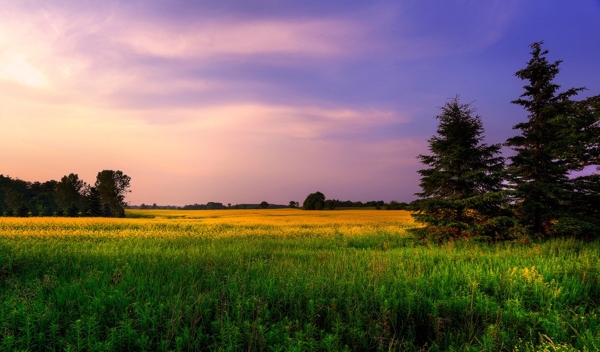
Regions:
[[1, 0, 599, 205]]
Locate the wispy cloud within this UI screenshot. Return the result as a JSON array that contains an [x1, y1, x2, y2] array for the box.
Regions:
[[0, 0, 521, 113], [2, 0, 554, 205], [120, 18, 369, 59]]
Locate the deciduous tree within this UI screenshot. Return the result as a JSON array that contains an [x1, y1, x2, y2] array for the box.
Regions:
[[56, 173, 85, 216], [303, 192, 325, 210], [95, 170, 131, 218]]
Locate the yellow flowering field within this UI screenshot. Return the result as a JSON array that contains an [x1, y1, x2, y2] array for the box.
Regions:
[[0, 209, 416, 240], [1, 209, 599, 351]]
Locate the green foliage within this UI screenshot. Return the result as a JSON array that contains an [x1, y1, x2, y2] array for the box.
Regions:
[[1, 220, 600, 350], [303, 191, 326, 210], [506, 42, 600, 238], [0, 172, 132, 218], [259, 201, 269, 209], [56, 173, 85, 216], [388, 200, 406, 210], [325, 199, 335, 210], [4, 188, 29, 217], [102, 203, 113, 217], [411, 97, 507, 240], [206, 202, 224, 210], [411, 43, 599, 241], [95, 170, 131, 218], [84, 186, 103, 217], [554, 95, 600, 170]]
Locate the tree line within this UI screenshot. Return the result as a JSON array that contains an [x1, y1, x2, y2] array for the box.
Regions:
[[136, 199, 401, 211], [410, 42, 600, 241], [0, 170, 131, 217], [300, 191, 408, 210]]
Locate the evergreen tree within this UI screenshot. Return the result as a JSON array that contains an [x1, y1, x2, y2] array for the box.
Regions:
[[556, 95, 600, 170], [505, 42, 586, 237], [411, 97, 506, 240], [84, 186, 103, 217], [551, 85, 600, 237]]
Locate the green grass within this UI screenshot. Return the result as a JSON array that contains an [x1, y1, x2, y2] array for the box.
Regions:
[[1, 214, 599, 351]]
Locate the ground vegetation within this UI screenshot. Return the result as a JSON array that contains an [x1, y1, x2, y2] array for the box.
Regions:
[[1, 210, 599, 351]]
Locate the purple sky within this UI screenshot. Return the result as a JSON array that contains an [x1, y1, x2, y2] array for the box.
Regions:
[[1, 0, 599, 205]]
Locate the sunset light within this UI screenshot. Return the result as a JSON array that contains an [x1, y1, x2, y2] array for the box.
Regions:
[[1, 0, 599, 206]]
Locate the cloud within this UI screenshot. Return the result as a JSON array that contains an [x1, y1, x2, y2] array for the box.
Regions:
[[120, 18, 368, 59], [0, 1, 520, 114], [0, 51, 50, 88], [0, 95, 419, 203], [0, 0, 525, 204]]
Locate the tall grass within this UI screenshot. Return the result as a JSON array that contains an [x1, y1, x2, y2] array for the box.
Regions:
[[0, 210, 598, 351]]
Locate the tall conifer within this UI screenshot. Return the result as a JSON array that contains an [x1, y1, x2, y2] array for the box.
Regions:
[[505, 42, 585, 237], [412, 97, 506, 240]]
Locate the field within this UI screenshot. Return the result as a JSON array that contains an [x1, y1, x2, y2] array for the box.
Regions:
[[1, 209, 599, 351]]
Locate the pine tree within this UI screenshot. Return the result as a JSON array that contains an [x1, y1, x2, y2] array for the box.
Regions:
[[505, 42, 585, 237], [411, 97, 507, 240], [84, 186, 103, 217], [552, 85, 600, 237]]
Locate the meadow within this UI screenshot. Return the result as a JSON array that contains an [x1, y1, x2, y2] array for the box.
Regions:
[[1, 209, 599, 351]]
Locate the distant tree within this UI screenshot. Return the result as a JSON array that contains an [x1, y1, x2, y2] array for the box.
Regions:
[[30, 180, 59, 216], [342, 200, 353, 207], [411, 97, 508, 240], [183, 203, 204, 210], [289, 200, 297, 208], [303, 192, 325, 210], [84, 186, 103, 217], [95, 170, 131, 218], [365, 200, 385, 207], [5, 188, 28, 217], [56, 173, 85, 216], [152, 203, 158, 209], [260, 201, 269, 209], [385, 201, 410, 210], [102, 203, 113, 217], [1, 176, 59, 217], [206, 202, 224, 210], [324, 199, 335, 210]]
